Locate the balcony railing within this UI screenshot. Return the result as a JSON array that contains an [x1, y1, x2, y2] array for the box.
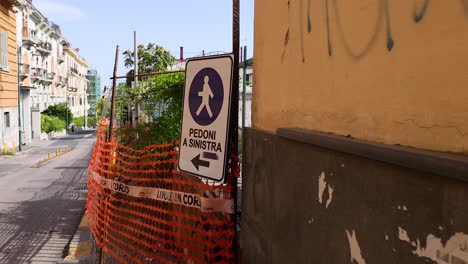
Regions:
[[70, 68, 79, 75], [36, 42, 52, 55], [57, 53, 65, 64], [22, 27, 38, 46], [31, 68, 47, 83], [46, 72, 55, 80], [20, 64, 30, 79]]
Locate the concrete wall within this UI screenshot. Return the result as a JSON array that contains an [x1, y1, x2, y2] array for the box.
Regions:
[[243, 1, 468, 263], [242, 129, 468, 264], [0, 107, 19, 150], [253, 0, 468, 153]]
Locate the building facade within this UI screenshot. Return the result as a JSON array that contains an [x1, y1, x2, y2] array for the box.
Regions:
[[16, 0, 70, 140], [64, 44, 89, 121], [239, 57, 252, 128], [242, 1, 468, 263], [0, 0, 19, 150], [86, 69, 100, 118]]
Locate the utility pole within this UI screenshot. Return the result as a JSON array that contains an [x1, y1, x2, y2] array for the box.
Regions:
[[133, 31, 139, 128], [108, 45, 119, 142], [231, 0, 240, 262], [242, 46, 247, 129]]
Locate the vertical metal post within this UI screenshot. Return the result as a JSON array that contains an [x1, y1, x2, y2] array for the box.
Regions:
[[108, 45, 119, 142], [17, 47, 22, 151], [231, 0, 240, 262], [133, 31, 139, 128], [242, 46, 247, 129]]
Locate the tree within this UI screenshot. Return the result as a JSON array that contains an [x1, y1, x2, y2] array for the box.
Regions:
[[42, 103, 73, 125], [123, 43, 175, 74], [41, 115, 66, 134]]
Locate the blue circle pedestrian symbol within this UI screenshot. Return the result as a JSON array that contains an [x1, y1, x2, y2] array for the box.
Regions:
[[189, 68, 224, 126]]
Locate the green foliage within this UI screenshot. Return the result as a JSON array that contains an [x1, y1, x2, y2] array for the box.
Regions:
[[41, 115, 66, 134], [72, 117, 85, 127], [123, 43, 175, 74], [42, 103, 73, 124], [115, 72, 184, 147], [87, 116, 97, 128]]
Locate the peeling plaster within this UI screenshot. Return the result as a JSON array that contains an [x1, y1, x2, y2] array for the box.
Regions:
[[398, 227, 468, 263], [326, 185, 334, 208], [346, 229, 366, 264], [318, 172, 334, 208], [318, 172, 327, 204]]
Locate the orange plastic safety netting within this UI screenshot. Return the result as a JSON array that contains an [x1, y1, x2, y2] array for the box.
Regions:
[[86, 120, 237, 263]]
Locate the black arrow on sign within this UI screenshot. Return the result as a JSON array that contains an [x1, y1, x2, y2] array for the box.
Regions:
[[191, 154, 210, 170]]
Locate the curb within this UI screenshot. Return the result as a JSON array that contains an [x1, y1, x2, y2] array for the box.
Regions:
[[60, 214, 98, 263]]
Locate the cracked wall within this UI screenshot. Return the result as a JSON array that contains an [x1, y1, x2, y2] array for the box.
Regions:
[[253, 0, 468, 153]]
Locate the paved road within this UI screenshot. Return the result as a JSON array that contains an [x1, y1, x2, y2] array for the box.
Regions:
[[0, 131, 96, 263]]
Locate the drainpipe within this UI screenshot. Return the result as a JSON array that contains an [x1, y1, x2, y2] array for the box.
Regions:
[[17, 46, 23, 151]]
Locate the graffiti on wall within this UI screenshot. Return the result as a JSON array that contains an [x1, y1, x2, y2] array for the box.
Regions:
[[284, 0, 468, 62]]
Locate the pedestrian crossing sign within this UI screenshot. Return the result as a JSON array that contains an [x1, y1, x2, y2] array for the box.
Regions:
[[178, 54, 234, 181]]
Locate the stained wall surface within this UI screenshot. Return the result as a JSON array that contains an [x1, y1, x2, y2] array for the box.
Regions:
[[241, 129, 468, 264], [253, 0, 468, 153]]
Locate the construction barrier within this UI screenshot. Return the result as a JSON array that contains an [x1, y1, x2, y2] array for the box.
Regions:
[[86, 119, 237, 263]]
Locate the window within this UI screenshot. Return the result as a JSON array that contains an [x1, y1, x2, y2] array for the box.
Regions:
[[246, 73, 253, 84], [0, 31, 9, 70], [4, 112, 10, 128], [80, 98, 82, 105]]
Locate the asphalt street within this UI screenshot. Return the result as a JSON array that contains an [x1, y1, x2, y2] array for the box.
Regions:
[[0, 130, 96, 263]]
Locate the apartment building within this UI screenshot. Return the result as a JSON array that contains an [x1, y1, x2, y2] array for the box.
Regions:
[[86, 69, 100, 118], [0, 0, 19, 150], [64, 44, 89, 120], [16, 0, 68, 139], [16, 0, 89, 139]]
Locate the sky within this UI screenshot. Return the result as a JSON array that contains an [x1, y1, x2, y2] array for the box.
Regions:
[[33, 0, 255, 89]]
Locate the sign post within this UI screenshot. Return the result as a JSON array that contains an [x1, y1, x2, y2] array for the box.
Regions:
[[178, 55, 234, 182]]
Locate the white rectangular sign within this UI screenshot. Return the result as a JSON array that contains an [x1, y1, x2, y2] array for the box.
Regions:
[[178, 54, 234, 181]]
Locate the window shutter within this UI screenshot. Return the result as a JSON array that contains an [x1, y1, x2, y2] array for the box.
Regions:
[[0, 32, 7, 69]]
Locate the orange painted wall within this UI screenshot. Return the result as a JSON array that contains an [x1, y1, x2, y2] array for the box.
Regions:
[[253, 0, 468, 153], [0, 2, 17, 108]]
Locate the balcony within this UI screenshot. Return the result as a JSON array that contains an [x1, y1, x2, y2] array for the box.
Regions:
[[22, 28, 38, 46], [69, 68, 79, 75], [43, 72, 55, 85], [60, 76, 68, 87], [31, 68, 46, 83], [36, 42, 52, 56], [20, 64, 30, 80], [57, 53, 65, 64], [68, 87, 78, 93]]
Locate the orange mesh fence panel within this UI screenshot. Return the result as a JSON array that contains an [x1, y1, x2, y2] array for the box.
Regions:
[[86, 119, 237, 263]]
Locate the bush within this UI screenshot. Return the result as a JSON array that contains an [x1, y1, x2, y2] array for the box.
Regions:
[[41, 115, 66, 134], [42, 103, 73, 124], [87, 116, 97, 128], [72, 117, 85, 127]]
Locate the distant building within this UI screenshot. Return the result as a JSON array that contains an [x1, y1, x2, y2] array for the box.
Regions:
[[86, 69, 100, 118], [64, 43, 89, 120], [239, 58, 253, 128], [0, 0, 19, 150]]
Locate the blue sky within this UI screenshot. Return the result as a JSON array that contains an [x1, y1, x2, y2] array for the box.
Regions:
[[33, 0, 255, 89]]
